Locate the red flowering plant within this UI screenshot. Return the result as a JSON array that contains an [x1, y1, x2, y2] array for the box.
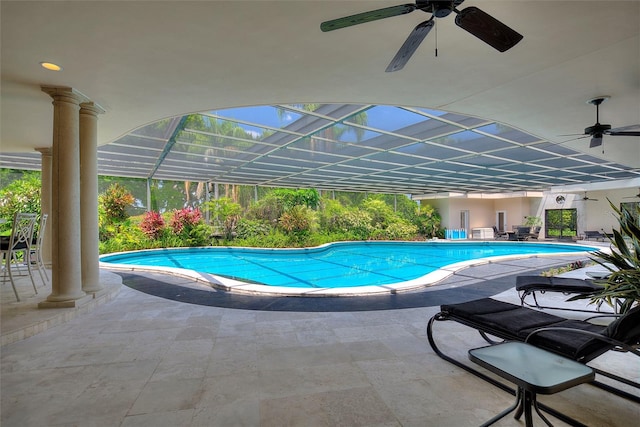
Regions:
[[169, 207, 201, 234], [140, 210, 165, 240], [168, 207, 210, 246]]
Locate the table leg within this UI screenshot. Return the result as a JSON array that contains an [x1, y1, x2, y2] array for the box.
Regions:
[[533, 394, 554, 426], [480, 388, 522, 427]]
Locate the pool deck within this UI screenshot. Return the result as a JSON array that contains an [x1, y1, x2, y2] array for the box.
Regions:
[[2, 248, 638, 426]]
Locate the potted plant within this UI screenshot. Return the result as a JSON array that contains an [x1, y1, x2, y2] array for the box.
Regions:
[[573, 201, 640, 314]]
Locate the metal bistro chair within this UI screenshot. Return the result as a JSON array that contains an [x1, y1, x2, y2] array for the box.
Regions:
[[31, 213, 49, 284], [1, 213, 38, 301]]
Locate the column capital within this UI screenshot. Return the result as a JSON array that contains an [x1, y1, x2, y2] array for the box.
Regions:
[[41, 86, 89, 104], [35, 147, 52, 156], [80, 101, 106, 116]]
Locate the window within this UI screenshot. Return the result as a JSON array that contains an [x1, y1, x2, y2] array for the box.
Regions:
[[545, 208, 577, 239]]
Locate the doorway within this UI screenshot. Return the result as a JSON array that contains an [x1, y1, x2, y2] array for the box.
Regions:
[[460, 210, 469, 236], [496, 211, 506, 232]]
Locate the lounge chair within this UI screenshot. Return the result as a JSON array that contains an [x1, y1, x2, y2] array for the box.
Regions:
[[516, 275, 606, 312], [427, 298, 640, 405], [584, 230, 606, 241]]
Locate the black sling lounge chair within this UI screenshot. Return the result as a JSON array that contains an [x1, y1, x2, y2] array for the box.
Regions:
[[515, 275, 606, 313], [427, 298, 640, 409]]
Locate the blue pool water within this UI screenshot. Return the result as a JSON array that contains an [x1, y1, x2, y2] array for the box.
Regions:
[[101, 241, 596, 289]]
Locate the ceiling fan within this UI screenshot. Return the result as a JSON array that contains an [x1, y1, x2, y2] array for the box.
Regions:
[[581, 192, 599, 202], [320, 0, 523, 72], [581, 97, 640, 148]]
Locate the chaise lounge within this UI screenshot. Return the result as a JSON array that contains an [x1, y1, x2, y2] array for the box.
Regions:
[[515, 275, 606, 312], [584, 230, 607, 241], [427, 297, 640, 406]]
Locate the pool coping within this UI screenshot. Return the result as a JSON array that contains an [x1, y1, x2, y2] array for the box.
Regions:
[[100, 240, 602, 297]]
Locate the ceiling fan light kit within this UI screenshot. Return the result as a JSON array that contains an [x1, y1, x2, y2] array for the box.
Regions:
[[321, 0, 523, 72]]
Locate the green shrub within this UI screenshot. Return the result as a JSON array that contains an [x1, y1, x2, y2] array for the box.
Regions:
[[414, 204, 442, 238], [318, 198, 347, 231], [236, 219, 272, 239], [381, 221, 419, 240], [0, 172, 41, 234], [100, 183, 134, 223], [234, 230, 291, 248], [98, 221, 149, 254], [333, 209, 373, 240], [361, 198, 395, 229]]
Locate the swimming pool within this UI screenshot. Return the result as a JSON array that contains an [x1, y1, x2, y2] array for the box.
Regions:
[[101, 241, 597, 296]]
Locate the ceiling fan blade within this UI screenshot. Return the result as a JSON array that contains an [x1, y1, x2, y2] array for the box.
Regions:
[[321, 4, 417, 32], [386, 19, 434, 72], [590, 135, 603, 148], [607, 130, 640, 136], [454, 7, 523, 52], [607, 124, 640, 132]]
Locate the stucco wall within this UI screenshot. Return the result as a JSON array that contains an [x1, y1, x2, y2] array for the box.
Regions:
[[421, 189, 637, 239]]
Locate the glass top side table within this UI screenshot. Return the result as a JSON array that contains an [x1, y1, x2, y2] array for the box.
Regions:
[[469, 341, 594, 427]]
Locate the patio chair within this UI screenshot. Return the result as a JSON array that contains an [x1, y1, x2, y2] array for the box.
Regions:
[[31, 214, 49, 283], [427, 297, 640, 404], [493, 226, 508, 240], [514, 226, 533, 241], [515, 275, 606, 313], [1, 213, 38, 301]]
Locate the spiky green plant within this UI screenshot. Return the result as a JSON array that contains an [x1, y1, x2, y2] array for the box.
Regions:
[[576, 201, 640, 314]]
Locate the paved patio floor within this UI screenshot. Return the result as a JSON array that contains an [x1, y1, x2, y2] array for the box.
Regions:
[[2, 253, 638, 426]]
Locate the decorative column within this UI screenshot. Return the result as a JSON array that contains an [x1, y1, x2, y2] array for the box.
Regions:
[[79, 102, 105, 294], [35, 147, 52, 267], [40, 86, 87, 305]]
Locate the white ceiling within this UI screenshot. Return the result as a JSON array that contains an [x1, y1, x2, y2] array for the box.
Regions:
[[1, 1, 639, 191]]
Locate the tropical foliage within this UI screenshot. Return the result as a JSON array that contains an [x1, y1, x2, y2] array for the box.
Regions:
[[1, 169, 443, 254], [574, 201, 640, 314], [0, 171, 41, 235]]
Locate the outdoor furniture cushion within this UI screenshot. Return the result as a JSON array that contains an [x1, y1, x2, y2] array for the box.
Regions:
[[516, 275, 604, 295], [437, 298, 640, 363]]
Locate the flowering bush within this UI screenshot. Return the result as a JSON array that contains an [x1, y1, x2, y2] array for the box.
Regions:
[[169, 207, 203, 235], [100, 183, 134, 223], [140, 210, 165, 240]]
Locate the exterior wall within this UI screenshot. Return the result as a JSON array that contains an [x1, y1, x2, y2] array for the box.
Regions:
[[423, 196, 544, 236], [422, 189, 637, 240], [541, 189, 634, 237], [494, 198, 532, 230]]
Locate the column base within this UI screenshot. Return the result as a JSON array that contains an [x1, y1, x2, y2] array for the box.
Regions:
[[40, 292, 91, 308]]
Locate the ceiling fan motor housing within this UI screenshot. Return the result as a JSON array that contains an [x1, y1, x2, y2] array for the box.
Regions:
[[584, 123, 611, 135], [418, 1, 466, 17]]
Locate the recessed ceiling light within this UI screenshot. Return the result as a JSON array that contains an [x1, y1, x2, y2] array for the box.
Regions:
[[40, 62, 62, 71]]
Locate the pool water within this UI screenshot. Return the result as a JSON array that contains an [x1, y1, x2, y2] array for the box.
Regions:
[[101, 241, 595, 289]]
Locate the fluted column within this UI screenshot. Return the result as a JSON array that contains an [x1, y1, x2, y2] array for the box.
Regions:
[[40, 86, 86, 304], [35, 147, 52, 267], [79, 102, 104, 294]]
